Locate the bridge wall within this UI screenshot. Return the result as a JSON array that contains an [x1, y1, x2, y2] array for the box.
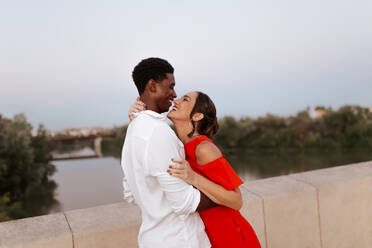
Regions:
[[1, 161, 372, 248]]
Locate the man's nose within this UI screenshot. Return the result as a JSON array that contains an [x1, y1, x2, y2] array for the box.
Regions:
[[172, 91, 177, 99]]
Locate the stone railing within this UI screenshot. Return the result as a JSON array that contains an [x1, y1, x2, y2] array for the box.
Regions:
[[1, 161, 372, 248]]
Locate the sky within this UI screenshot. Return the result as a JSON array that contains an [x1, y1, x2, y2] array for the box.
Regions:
[[1, 0, 372, 130]]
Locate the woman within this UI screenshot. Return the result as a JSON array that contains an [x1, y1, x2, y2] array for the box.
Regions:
[[130, 92, 261, 248]]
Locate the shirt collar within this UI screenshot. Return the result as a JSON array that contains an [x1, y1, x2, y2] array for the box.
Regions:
[[134, 110, 167, 121]]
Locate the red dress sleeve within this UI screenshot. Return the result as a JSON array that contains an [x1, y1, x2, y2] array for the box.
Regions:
[[194, 157, 243, 190]]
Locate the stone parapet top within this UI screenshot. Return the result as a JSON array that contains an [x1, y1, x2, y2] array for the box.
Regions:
[[0, 213, 72, 248], [0, 160, 371, 248]]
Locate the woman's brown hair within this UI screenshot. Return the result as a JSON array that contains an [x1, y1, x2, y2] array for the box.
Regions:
[[188, 92, 219, 138]]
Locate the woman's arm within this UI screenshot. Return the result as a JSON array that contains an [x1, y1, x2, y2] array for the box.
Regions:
[[128, 97, 146, 122], [168, 156, 243, 211]]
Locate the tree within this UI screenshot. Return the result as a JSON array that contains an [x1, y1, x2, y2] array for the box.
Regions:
[[0, 114, 59, 221]]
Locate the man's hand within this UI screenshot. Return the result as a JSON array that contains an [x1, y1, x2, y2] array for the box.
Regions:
[[128, 97, 146, 122]]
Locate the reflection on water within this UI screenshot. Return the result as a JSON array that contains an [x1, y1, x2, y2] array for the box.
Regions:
[[51, 157, 123, 212], [50, 149, 372, 212], [21, 171, 60, 217], [52, 147, 97, 160], [228, 149, 372, 181]]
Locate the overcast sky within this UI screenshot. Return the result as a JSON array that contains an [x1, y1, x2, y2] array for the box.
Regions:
[[1, 0, 371, 130]]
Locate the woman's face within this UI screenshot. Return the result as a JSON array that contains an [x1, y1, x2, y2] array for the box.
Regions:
[[167, 91, 199, 121]]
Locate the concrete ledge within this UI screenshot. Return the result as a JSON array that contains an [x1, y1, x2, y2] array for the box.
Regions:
[[290, 161, 372, 248], [65, 202, 141, 248], [1, 161, 372, 248], [245, 176, 321, 248], [240, 185, 266, 248], [0, 213, 72, 248]]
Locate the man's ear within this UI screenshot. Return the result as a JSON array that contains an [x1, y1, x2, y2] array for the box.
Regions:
[[192, 113, 204, 122], [147, 79, 158, 93]]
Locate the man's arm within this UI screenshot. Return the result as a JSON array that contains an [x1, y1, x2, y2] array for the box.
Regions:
[[196, 191, 218, 212], [146, 124, 217, 215]]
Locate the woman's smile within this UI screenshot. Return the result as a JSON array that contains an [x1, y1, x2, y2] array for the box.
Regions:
[[170, 104, 179, 112]]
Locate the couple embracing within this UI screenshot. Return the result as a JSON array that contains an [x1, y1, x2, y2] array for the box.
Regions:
[[121, 57, 261, 248]]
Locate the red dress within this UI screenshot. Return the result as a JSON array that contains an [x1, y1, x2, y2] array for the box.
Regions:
[[185, 136, 261, 248]]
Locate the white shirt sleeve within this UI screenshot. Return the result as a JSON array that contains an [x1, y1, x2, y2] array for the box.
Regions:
[[122, 173, 135, 203], [121, 140, 135, 203], [146, 124, 201, 216]]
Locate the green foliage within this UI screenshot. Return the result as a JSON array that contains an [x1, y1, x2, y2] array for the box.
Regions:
[[98, 105, 372, 158], [0, 194, 15, 221], [101, 125, 128, 158], [0, 114, 59, 221], [215, 105, 372, 152]]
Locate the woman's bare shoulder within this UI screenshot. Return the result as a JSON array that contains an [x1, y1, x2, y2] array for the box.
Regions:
[[195, 140, 223, 165]]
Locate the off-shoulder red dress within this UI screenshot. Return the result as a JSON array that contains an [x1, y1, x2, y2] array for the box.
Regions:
[[185, 136, 261, 248]]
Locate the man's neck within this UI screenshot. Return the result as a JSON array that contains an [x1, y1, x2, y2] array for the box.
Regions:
[[140, 94, 160, 113]]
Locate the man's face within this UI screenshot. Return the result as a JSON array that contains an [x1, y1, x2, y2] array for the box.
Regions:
[[154, 73, 177, 113]]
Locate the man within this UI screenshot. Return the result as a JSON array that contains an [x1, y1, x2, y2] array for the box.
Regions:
[[121, 58, 216, 248]]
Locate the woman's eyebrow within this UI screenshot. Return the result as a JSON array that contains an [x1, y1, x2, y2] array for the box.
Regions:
[[184, 95, 191, 99]]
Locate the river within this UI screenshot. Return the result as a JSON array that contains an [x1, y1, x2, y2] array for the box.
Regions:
[[50, 148, 372, 212]]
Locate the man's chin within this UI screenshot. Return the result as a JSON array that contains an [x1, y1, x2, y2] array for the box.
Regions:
[[160, 104, 172, 113], [159, 107, 170, 114]]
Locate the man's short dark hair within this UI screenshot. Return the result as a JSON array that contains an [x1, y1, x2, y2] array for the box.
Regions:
[[132, 57, 174, 95]]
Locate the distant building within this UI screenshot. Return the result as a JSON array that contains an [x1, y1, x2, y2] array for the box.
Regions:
[[52, 127, 107, 137], [314, 106, 326, 118]]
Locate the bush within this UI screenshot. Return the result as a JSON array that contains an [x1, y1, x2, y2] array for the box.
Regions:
[[0, 114, 59, 221]]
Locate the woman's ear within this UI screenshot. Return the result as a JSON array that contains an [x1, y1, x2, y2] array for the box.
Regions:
[[192, 113, 204, 122]]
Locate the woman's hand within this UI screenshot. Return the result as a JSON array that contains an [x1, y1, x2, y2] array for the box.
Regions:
[[167, 158, 197, 185], [128, 97, 146, 121], [168, 158, 243, 210]]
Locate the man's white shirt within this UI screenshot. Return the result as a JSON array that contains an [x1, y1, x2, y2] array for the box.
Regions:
[[121, 110, 211, 248]]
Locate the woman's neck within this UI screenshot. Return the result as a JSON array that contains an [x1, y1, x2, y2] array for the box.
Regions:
[[173, 120, 201, 144]]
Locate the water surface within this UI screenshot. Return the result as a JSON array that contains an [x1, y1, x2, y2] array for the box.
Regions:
[[51, 149, 372, 212], [52, 157, 123, 211]]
